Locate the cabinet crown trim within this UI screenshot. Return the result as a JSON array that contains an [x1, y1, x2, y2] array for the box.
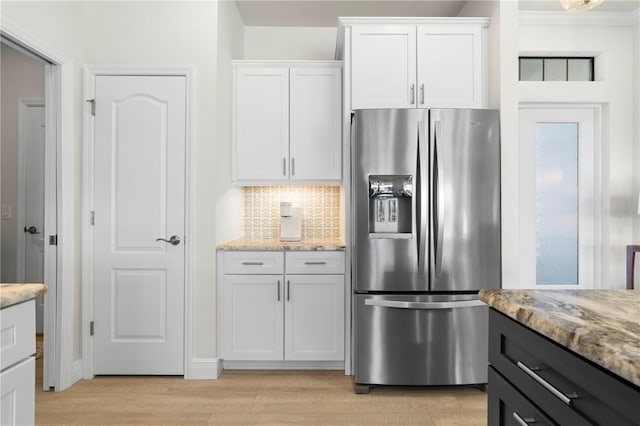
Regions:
[[233, 60, 343, 68]]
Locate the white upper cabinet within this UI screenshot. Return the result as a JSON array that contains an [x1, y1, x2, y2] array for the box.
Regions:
[[233, 61, 343, 184], [351, 26, 417, 109], [343, 18, 488, 110], [289, 67, 342, 181], [234, 67, 289, 181], [416, 25, 484, 108]]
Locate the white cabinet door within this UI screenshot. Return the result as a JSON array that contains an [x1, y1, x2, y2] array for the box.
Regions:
[[289, 67, 342, 181], [284, 275, 344, 361], [351, 26, 417, 109], [223, 275, 284, 361], [416, 25, 484, 108], [234, 68, 289, 181], [0, 357, 35, 426]]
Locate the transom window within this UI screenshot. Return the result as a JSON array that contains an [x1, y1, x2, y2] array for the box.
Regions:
[[519, 57, 594, 81]]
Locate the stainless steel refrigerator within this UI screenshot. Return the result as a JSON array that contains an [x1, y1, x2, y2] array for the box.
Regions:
[[352, 108, 500, 390]]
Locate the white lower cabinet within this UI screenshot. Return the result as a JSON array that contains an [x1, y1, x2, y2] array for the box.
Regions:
[[284, 275, 344, 361], [1, 300, 36, 426], [220, 251, 345, 364]]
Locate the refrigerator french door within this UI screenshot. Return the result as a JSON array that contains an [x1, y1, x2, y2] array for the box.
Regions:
[[352, 108, 500, 387]]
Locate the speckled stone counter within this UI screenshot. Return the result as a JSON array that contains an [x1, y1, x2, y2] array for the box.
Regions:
[[479, 289, 640, 387], [0, 283, 47, 309], [217, 237, 345, 251]]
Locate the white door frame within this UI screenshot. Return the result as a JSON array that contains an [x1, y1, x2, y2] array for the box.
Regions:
[[16, 98, 45, 283], [518, 102, 604, 289], [82, 66, 195, 378], [1, 17, 76, 391]]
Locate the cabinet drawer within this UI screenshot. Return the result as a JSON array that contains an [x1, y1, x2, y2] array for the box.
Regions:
[[0, 300, 35, 370], [488, 367, 556, 426], [285, 251, 345, 274], [223, 252, 284, 274], [489, 309, 640, 426], [0, 356, 35, 426]]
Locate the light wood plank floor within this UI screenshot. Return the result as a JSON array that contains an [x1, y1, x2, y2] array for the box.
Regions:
[[35, 359, 487, 426]]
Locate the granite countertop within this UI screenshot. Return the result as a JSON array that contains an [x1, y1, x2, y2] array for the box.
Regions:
[[217, 237, 346, 251], [0, 283, 48, 309], [479, 289, 640, 387]]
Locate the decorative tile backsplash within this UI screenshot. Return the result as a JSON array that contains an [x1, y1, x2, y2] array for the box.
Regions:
[[242, 186, 341, 238]]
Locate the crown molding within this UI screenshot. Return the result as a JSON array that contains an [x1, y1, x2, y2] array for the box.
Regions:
[[520, 10, 639, 26]]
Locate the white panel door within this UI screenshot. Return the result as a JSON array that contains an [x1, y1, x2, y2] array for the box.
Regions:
[[284, 275, 344, 361], [417, 25, 484, 108], [223, 275, 284, 361], [234, 67, 289, 181], [289, 67, 342, 181], [351, 26, 417, 109], [20, 103, 46, 332], [93, 75, 186, 374], [0, 357, 35, 426]]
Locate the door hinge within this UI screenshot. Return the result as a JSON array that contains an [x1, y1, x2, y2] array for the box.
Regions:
[[90, 211, 95, 225], [90, 321, 94, 336], [86, 98, 96, 116], [49, 235, 58, 246]]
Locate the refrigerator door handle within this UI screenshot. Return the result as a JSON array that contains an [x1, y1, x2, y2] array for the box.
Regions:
[[364, 299, 486, 310], [417, 121, 428, 276], [432, 121, 445, 279]]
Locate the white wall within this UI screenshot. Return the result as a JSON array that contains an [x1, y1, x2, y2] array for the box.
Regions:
[[517, 21, 637, 288], [0, 44, 46, 282], [213, 0, 244, 357], [457, 1, 501, 109], [244, 26, 337, 59]]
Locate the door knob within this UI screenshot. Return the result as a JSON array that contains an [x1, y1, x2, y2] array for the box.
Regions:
[[24, 226, 40, 235], [156, 235, 181, 246]]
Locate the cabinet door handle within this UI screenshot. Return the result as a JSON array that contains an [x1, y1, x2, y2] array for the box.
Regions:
[[291, 157, 295, 176], [517, 361, 577, 405], [277, 280, 281, 301], [304, 261, 326, 265], [512, 412, 536, 426], [420, 84, 425, 104], [283, 157, 286, 176], [241, 261, 263, 266], [287, 280, 290, 301], [410, 84, 415, 104]]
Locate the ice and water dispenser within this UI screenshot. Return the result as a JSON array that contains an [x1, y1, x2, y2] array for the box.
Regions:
[[368, 175, 413, 238]]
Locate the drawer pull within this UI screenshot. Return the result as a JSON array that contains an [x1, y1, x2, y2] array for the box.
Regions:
[[241, 261, 264, 266], [277, 280, 281, 301], [517, 361, 576, 405], [304, 261, 327, 265], [512, 412, 536, 426]]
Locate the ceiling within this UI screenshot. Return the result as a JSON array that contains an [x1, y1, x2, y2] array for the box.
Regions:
[[234, 0, 640, 27]]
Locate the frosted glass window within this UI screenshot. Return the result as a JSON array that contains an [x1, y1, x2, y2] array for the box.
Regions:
[[520, 58, 543, 81], [568, 59, 593, 81], [535, 123, 578, 285], [544, 59, 567, 81]]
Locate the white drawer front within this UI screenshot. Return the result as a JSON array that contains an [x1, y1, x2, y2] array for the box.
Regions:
[[224, 252, 284, 274], [1, 300, 35, 371], [285, 252, 345, 274]]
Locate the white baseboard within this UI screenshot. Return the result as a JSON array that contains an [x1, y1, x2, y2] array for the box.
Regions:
[[188, 358, 221, 379], [71, 360, 82, 384], [222, 360, 344, 370]]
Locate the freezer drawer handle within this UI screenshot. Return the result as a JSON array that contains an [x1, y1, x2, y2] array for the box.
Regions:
[[304, 261, 327, 265], [512, 412, 537, 426], [517, 361, 577, 406], [364, 299, 486, 310]]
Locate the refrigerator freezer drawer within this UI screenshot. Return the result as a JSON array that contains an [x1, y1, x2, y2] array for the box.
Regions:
[[355, 294, 488, 386]]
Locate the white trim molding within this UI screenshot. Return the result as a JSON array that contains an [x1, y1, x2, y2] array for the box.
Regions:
[[1, 15, 76, 392], [81, 65, 195, 380], [189, 358, 221, 380], [520, 10, 640, 26]]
